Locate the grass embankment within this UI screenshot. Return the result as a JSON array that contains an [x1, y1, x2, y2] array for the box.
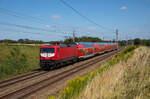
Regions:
[[49, 46, 136, 99], [0, 45, 40, 80], [78, 46, 150, 99]]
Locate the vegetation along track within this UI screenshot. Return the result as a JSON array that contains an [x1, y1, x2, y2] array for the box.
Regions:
[[0, 47, 124, 99]]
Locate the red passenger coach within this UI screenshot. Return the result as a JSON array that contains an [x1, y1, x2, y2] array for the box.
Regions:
[[93, 43, 100, 54], [76, 43, 84, 57], [40, 44, 78, 69], [94, 43, 106, 54], [76, 42, 95, 58]]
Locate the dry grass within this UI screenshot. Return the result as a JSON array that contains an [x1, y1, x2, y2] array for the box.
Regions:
[[78, 46, 150, 99]]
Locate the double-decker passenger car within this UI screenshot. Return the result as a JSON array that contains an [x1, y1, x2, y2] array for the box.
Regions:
[[76, 42, 95, 58]]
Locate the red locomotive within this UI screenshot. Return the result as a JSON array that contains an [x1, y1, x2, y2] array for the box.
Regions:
[[40, 42, 118, 69]]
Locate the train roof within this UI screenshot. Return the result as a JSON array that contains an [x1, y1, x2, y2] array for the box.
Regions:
[[40, 44, 76, 48], [75, 42, 94, 48], [75, 42, 116, 45]]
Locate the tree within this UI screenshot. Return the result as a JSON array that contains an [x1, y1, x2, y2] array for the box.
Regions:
[[18, 39, 24, 43], [134, 38, 141, 45]]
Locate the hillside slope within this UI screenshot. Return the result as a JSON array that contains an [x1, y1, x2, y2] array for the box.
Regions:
[[78, 46, 150, 99]]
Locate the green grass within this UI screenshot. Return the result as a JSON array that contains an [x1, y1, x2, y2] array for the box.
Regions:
[[0, 45, 40, 80], [49, 46, 137, 99]]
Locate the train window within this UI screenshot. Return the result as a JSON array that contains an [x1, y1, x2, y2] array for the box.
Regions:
[[57, 48, 60, 52], [80, 49, 83, 52], [41, 48, 55, 53], [48, 48, 55, 53], [41, 48, 47, 53]]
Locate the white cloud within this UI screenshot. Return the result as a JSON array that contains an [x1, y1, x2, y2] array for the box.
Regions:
[[45, 25, 65, 29], [45, 25, 50, 28], [88, 27, 97, 30], [120, 6, 127, 10], [51, 14, 62, 19]]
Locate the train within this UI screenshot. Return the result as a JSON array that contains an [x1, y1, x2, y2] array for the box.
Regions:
[[40, 42, 118, 69]]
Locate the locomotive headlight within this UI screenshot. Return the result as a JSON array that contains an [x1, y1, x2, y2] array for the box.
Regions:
[[40, 53, 55, 57], [40, 53, 47, 57], [47, 53, 55, 57]]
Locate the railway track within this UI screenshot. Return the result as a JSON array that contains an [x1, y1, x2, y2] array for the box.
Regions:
[[0, 47, 124, 99], [0, 70, 48, 88]]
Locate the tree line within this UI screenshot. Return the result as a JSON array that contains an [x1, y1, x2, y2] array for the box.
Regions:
[[0, 37, 150, 46], [63, 36, 103, 44], [119, 38, 150, 46], [0, 39, 43, 44]]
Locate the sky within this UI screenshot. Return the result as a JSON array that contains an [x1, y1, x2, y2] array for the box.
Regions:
[[0, 0, 150, 41]]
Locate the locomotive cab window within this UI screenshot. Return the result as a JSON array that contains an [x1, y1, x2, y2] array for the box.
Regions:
[[47, 48, 55, 53], [41, 48, 55, 53], [41, 48, 47, 53]]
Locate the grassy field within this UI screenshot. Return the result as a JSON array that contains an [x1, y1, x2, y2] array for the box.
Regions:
[[78, 46, 150, 99], [0, 45, 40, 80]]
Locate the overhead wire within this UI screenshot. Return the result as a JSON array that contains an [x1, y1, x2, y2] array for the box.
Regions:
[[0, 21, 68, 34], [0, 7, 79, 39], [0, 28, 65, 37], [0, 21, 71, 40], [0, 7, 79, 30], [0, 2, 114, 40], [60, 0, 113, 31], [0, 7, 51, 25]]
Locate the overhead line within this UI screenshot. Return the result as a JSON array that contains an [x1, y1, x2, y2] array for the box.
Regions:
[[0, 28, 65, 37], [60, 0, 113, 31], [0, 7, 78, 30], [0, 8, 49, 25], [0, 21, 66, 34]]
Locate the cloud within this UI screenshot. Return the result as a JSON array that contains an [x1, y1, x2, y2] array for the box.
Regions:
[[120, 6, 127, 10], [51, 14, 62, 19], [45, 24, 65, 29], [45, 25, 51, 28], [88, 27, 97, 30]]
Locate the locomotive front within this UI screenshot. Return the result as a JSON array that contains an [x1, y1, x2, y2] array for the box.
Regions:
[[40, 46, 57, 68]]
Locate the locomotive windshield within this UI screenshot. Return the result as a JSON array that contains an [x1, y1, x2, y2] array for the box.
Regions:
[[41, 48, 55, 53], [41, 48, 47, 53], [47, 48, 54, 53]]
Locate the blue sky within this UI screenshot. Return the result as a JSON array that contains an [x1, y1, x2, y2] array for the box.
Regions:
[[0, 0, 150, 41]]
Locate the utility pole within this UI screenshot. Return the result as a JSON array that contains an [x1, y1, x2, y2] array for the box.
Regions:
[[73, 30, 75, 42], [126, 33, 128, 46], [116, 29, 118, 48], [103, 36, 104, 41]]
